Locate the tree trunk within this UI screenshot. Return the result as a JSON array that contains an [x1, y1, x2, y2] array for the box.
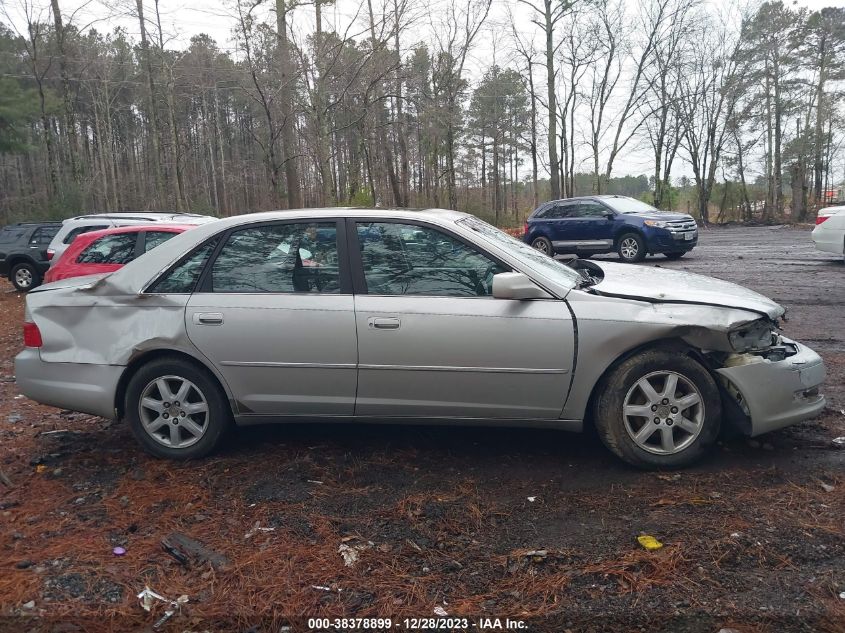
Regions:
[[735, 131, 752, 222], [772, 53, 783, 218], [790, 162, 804, 221], [202, 92, 220, 213], [811, 32, 827, 206], [50, 0, 81, 185], [214, 88, 228, 215], [136, 0, 164, 206], [480, 137, 487, 208], [165, 71, 186, 211], [764, 60, 774, 223], [544, 0, 560, 199], [275, 0, 302, 208], [393, 0, 410, 206], [493, 135, 500, 224], [527, 71, 538, 209]]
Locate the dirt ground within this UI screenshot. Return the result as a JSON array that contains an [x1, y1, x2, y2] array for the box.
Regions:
[[0, 225, 843, 633]]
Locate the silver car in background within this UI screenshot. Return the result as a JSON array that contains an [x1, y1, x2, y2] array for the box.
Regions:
[[15, 209, 826, 468]]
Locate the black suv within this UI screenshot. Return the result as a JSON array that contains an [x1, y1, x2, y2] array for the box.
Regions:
[[0, 222, 63, 291]]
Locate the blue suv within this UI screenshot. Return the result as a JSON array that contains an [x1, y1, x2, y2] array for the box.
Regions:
[[523, 195, 698, 263]]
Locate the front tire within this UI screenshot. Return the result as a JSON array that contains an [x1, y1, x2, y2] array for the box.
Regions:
[[616, 233, 646, 263], [663, 252, 685, 260], [593, 348, 721, 469], [531, 236, 553, 256], [11, 262, 40, 292], [125, 357, 231, 460]]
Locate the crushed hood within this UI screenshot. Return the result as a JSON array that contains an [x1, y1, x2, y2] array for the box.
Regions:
[[590, 261, 784, 320]]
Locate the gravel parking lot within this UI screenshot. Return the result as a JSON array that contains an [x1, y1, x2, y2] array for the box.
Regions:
[[0, 225, 842, 632]]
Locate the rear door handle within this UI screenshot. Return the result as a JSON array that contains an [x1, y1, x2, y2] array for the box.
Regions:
[[193, 312, 224, 325], [368, 317, 400, 330]]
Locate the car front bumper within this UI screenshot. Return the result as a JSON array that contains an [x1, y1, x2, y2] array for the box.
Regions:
[[14, 347, 123, 419], [645, 229, 698, 253], [716, 339, 826, 437]]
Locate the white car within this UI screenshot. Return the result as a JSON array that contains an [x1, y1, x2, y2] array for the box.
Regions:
[[812, 205, 845, 261], [47, 212, 216, 265]]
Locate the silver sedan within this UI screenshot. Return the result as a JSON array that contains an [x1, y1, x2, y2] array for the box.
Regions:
[[15, 209, 826, 468]]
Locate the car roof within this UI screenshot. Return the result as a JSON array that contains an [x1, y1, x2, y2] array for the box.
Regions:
[[63, 212, 212, 223], [1, 222, 62, 228], [96, 208, 466, 290], [208, 207, 470, 222], [541, 195, 632, 204]]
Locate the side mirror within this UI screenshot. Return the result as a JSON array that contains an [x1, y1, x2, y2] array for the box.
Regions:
[[492, 272, 550, 300], [605, 212, 615, 220]]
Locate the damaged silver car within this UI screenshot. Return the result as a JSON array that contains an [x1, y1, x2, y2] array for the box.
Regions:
[[15, 209, 826, 468]]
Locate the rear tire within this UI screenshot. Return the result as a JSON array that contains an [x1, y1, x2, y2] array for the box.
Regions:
[[616, 233, 646, 263], [593, 348, 721, 469], [125, 357, 231, 460], [11, 262, 40, 292], [531, 236, 553, 256]]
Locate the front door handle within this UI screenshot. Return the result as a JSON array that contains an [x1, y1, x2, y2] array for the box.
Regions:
[[193, 312, 224, 325], [368, 317, 400, 330]]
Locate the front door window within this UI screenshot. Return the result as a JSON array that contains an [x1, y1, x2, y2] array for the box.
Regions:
[[356, 222, 506, 297]]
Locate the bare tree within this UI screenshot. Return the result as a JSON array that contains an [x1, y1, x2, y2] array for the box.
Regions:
[[430, 0, 492, 210], [640, 0, 698, 208], [515, 0, 576, 200], [275, 0, 302, 208], [674, 11, 742, 223]]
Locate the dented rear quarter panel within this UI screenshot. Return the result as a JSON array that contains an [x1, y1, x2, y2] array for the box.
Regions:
[[29, 280, 192, 366]]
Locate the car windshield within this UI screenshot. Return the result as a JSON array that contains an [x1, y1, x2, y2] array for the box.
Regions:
[[604, 197, 663, 214], [457, 216, 581, 287]]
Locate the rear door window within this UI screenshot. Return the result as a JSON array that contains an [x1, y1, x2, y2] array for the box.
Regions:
[[76, 233, 138, 265], [578, 202, 611, 218], [30, 227, 59, 245], [209, 222, 340, 293], [542, 202, 578, 219]]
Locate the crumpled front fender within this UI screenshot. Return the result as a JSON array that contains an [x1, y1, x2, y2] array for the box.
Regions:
[[562, 292, 780, 421]]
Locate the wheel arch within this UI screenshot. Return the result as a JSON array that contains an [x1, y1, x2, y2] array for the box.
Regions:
[[581, 338, 710, 429], [529, 229, 553, 242], [114, 348, 237, 420], [7, 255, 38, 275], [613, 226, 646, 247]]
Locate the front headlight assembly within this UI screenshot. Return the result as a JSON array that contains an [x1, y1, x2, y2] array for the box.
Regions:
[[643, 220, 670, 228], [728, 319, 777, 352]]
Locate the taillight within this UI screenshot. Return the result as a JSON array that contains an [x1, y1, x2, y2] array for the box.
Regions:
[[523, 221, 529, 235], [815, 216, 830, 225], [46, 249, 54, 260], [23, 322, 42, 347]]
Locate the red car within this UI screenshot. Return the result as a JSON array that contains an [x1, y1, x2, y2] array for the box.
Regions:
[[44, 224, 192, 283]]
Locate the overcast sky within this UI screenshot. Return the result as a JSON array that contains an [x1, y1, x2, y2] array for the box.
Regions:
[[4, 0, 845, 180]]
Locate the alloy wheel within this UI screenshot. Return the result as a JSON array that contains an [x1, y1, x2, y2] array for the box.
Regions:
[[138, 375, 210, 449], [620, 237, 639, 260], [622, 370, 705, 455]]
